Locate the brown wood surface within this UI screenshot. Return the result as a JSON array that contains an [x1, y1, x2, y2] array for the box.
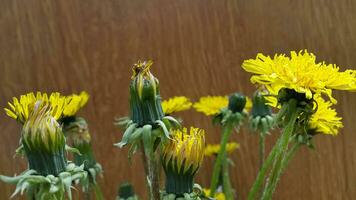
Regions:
[[1, 0, 356, 199]]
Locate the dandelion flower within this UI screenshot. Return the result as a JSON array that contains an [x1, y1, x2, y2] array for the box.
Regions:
[[309, 96, 343, 135], [203, 188, 226, 200], [162, 127, 205, 195], [204, 142, 240, 157], [5, 91, 89, 123], [193, 96, 228, 116], [242, 50, 356, 103], [162, 96, 192, 115]]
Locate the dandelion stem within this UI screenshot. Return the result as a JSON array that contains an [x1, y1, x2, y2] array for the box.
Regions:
[[92, 183, 104, 200], [247, 99, 297, 200], [260, 99, 298, 200], [210, 122, 234, 198], [222, 153, 234, 199], [259, 134, 265, 169], [262, 142, 301, 200]]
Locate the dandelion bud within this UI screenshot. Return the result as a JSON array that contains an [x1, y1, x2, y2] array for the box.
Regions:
[[228, 93, 246, 113], [252, 92, 272, 118], [162, 127, 205, 196], [22, 104, 66, 176], [250, 92, 274, 134], [64, 117, 97, 170], [129, 60, 164, 126]]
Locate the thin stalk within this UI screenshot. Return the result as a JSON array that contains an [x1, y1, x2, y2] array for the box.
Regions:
[[140, 141, 151, 198], [262, 142, 301, 200], [259, 134, 266, 169], [260, 100, 298, 200], [247, 100, 296, 200], [92, 183, 105, 200], [84, 190, 91, 200], [222, 153, 234, 199], [210, 122, 234, 198], [146, 146, 160, 200]]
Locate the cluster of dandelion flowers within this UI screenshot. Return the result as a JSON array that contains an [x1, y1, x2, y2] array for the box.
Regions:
[[242, 50, 356, 104], [161, 127, 205, 196], [22, 104, 66, 176], [129, 60, 164, 126]]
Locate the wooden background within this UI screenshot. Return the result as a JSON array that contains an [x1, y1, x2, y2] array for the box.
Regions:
[[1, 0, 356, 199]]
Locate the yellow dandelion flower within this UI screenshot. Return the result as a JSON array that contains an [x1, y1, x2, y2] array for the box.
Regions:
[[5, 91, 89, 123], [63, 91, 89, 117], [161, 96, 192, 115], [204, 142, 240, 157], [22, 104, 65, 154], [193, 96, 228, 116], [162, 127, 205, 174], [245, 96, 253, 112], [309, 96, 343, 135], [162, 127, 205, 195], [203, 188, 226, 200], [242, 50, 356, 103]]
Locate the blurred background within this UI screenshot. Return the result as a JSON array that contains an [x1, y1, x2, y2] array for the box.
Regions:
[[1, 0, 356, 199]]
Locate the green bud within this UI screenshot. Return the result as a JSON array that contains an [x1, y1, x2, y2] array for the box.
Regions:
[[228, 93, 246, 113], [118, 182, 138, 199], [63, 117, 97, 171], [22, 105, 66, 176], [251, 92, 272, 118], [129, 60, 164, 126]]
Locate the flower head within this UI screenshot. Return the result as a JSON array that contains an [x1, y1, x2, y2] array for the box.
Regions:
[[129, 60, 164, 125], [194, 94, 251, 117], [242, 50, 356, 104], [22, 103, 67, 175], [193, 96, 228, 116], [162, 96, 192, 115], [62, 91, 89, 118], [204, 142, 239, 157], [162, 127, 205, 195], [162, 127, 205, 175], [309, 96, 343, 135], [64, 117, 91, 145], [5, 91, 89, 123], [203, 188, 226, 200], [22, 104, 65, 154]]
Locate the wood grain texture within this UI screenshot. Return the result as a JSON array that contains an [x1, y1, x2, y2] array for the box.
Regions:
[[1, 0, 356, 199]]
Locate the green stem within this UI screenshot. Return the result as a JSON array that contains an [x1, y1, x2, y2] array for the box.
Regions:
[[260, 100, 298, 200], [210, 122, 234, 198], [146, 145, 160, 200], [92, 183, 105, 200], [247, 100, 296, 200], [262, 142, 301, 200], [84, 190, 91, 200], [259, 134, 265, 169], [222, 153, 234, 199], [140, 141, 152, 199]]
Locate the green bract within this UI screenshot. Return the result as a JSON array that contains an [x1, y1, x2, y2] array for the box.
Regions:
[[0, 163, 87, 200], [22, 105, 66, 176], [213, 93, 248, 127], [250, 92, 274, 134], [130, 60, 164, 126]]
